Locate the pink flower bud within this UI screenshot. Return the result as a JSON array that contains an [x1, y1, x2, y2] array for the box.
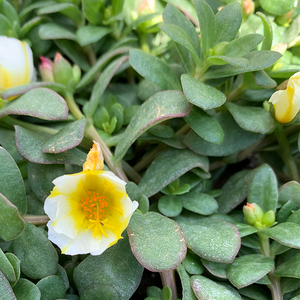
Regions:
[[39, 56, 54, 82]]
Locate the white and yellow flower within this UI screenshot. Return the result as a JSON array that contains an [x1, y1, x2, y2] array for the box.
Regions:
[[0, 36, 34, 92], [44, 142, 138, 256], [269, 71, 300, 123]]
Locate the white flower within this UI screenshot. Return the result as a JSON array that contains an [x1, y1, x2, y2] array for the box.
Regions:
[[44, 142, 138, 256], [0, 36, 34, 92]]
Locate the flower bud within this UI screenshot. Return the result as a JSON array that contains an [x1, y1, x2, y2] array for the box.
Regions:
[[262, 210, 275, 227], [53, 53, 73, 87], [243, 203, 264, 227], [242, 0, 255, 20], [72, 65, 81, 85], [0, 36, 34, 93], [212, 42, 229, 56], [39, 56, 54, 82]]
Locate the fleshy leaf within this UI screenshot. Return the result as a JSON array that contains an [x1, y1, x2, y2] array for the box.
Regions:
[[181, 74, 226, 110], [81, 284, 119, 300], [191, 275, 241, 299], [176, 218, 240, 263], [0, 88, 68, 120], [201, 259, 228, 279], [260, 222, 300, 249], [42, 119, 87, 153], [227, 254, 274, 289], [225, 102, 274, 134], [36, 275, 66, 300], [184, 112, 262, 157], [127, 212, 186, 272], [217, 170, 253, 214], [253, 70, 277, 89], [0, 147, 27, 215], [138, 148, 209, 197], [274, 252, 300, 278], [12, 223, 58, 279], [248, 164, 278, 213], [0, 194, 25, 241], [184, 106, 224, 145], [0, 271, 15, 300], [39, 23, 77, 40], [15, 126, 86, 166], [256, 12, 273, 51], [260, 0, 295, 16], [114, 91, 192, 163], [176, 265, 198, 300], [214, 2, 242, 44], [73, 233, 144, 300], [279, 181, 300, 207], [182, 250, 204, 275], [129, 49, 181, 91], [13, 278, 41, 300]]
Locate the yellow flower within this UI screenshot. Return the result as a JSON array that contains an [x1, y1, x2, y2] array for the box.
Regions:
[[0, 36, 34, 92], [44, 142, 138, 255], [269, 71, 300, 123]]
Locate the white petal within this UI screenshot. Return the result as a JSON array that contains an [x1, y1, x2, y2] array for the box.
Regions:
[[90, 231, 119, 256], [0, 37, 34, 89], [44, 195, 61, 220], [52, 173, 85, 194], [47, 221, 101, 255]]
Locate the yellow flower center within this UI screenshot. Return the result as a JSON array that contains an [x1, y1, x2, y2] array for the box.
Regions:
[[81, 191, 115, 239]]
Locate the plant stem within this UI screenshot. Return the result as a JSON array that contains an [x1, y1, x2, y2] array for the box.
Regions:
[[258, 233, 282, 300], [64, 92, 128, 181], [274, 124, 300, 182], [3, 116, 58, 134], [160, 271, 177, 300], [24, 215, 49, 225]]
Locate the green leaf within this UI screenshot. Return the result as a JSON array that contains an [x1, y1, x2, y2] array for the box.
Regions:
[[27, 163, 65, 202], [0, 248, 17, 284], [227, 254, 274, 289], [260, 222, 300, 249], [279, 181, 300, 207], [114, 91, 192, 163], [194, 0, 216, 57], [5, 253, 20, 287], [238, 285, 271, 300], [179, 192, 218, 215], [129, 49, 181, 90], [13, 278, 41, 300], [160, 24, 201, 65], [73, 233, 144, 300], [234, 223, 257, 238], [256, 12, 273, 51], [76, 25, 111, 47], [0, 147, 27, 215], [176, 218, 240, 263], [82, 0, 103, 25], [158, 195, 183, 217], [0, 88, 68, 121], [208, 56, 249, 68], [191, 275, 241, 300], [55, 40, 90, 72], [215, 2, 242, 44], [181, 74, 226, 110], [225, 102, 274, 134], [42, 119, 87, 154], [184, 107, 224, 145], [0, 194, 25, 241], [253, 70, 277, 89], [248, 164, 278, 213], [225, 34, 264, 58], [13, 223, 58, 279], [0, 15, 11, 36], [84, 56, 128, 118], [1, 82, 66, 100], [217, 170, 253, 214], [176, 264, 198, 300], [184, 112, 262, 157], [275, 252, 300, 278], [0, 271, 16, 300], [0, 129, 23, 163], [19, 1, 56, 20], [128, 212, 186, 272], [260, 0, 295, 16], [36, 275, 65, 300], [39, 23, 77, 40], [287, 210, 300, 225], [15, 126, 86, 166], [277, 201, 299, 223], [201, 259, 228, 279], [138, 148, 209, 197], [203, 51, 282, 79], [182, 250, 204, 275], [81, 284, 119, 300]]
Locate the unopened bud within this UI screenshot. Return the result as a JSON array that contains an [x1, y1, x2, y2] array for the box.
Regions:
[[212, 42, 229, 56], [53, 53, 73, 87], [72, 65, 81, 85], [39, 56, 54, 82], [242, 0, 255, 19], [262, 210, 275, 227], [243, 203, 264, 227]]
